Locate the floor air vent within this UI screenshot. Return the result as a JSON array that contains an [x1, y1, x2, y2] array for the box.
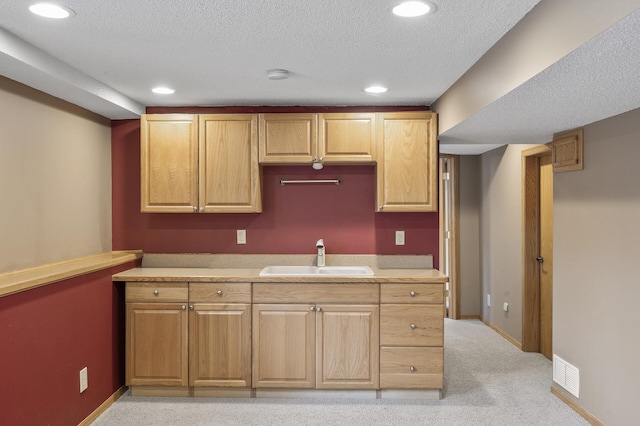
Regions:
[[553, 354, 580, 398]]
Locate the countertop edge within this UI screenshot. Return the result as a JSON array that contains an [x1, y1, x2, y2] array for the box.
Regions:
[[112, 267, 448, 283], [0, 251, 143, 298]]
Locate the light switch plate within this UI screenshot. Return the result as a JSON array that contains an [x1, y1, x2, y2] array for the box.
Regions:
[[395, 230, 405, 246], [237, 230, 246, 245]]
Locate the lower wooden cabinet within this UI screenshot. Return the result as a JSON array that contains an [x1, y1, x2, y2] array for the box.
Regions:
[[126, 302, 189, 387], [125, 280, 444, 395], [125, 282, 252, 391], [189, 303, 251, 387], [252, 303, 379, 390], [380, 283, 444, 389]]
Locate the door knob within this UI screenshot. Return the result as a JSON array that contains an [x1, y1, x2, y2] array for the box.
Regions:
[[536, 256, 544, 263]]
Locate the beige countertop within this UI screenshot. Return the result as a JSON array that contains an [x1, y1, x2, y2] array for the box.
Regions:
[[112, 254, 447, 283], [112, 266, 447, 283]]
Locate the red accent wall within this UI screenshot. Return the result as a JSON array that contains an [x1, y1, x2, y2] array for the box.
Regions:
[[0, 261, 138, 426], [112, 119, 439, 267]]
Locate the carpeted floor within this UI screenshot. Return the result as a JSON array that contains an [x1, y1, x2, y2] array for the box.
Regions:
[[92, 319, 588, 425]]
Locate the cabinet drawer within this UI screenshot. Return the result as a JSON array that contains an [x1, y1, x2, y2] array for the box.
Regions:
[[189, 283, 251, 303], [380, 304, 443, 346], [126, 282, 188, 302], [380, 347, 443, 389], [253, 283, 379, 304], [381, 283, 444, 304]]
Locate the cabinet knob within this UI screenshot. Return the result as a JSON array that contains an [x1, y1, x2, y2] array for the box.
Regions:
[[312, 157, 317, 162], [153, 290, 159, 296], [319, 156, 323, 161], [316, 307, 322, 312], [310, 306, 316, 312], [181, 305, 186, 310], [199, 207, 204, 213], [216, 290, 223, 296], [379, 206, 384, 211], [410, 323, 416, 329], [193, 207, 197, 212], [410, 366, 416, 373], [410, 290, 416, 297]]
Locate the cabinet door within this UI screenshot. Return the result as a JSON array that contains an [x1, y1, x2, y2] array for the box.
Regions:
[[199, 114, 261, 213], [126, 303, 188, 386], [252, 304, 315, 388], [189, 303, 251, 387], [316, 305, 379, 389], [318, 113, 376, 163], [140, 114, 199, 212], [258, 113, 317, 163], [376, 112, 437, 212]]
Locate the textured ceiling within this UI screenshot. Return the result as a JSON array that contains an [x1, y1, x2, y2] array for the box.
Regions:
[[0, 0, 538, 116], [2, 1, 639, 155], [439, 8, 640, 150]]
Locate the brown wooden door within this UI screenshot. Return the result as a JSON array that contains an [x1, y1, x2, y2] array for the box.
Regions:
[[189, 303, 251, 387], [316, 305, 379, 389], [539, 155, 553, 359]]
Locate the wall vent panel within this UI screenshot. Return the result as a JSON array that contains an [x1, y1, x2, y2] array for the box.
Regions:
[[553, 354, 580, 398]]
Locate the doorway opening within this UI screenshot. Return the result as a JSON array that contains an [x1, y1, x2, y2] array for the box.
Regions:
[[522, 145, 553, 358], [439, 155, 460, 319]]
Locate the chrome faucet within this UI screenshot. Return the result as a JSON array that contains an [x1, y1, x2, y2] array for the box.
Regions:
[[316, 239, 325, 267]]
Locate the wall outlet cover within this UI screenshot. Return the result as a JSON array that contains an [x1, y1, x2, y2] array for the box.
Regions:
[[237, 229, 247, 245], [395, 230, 405, 246], [79, 367, 88, 393]]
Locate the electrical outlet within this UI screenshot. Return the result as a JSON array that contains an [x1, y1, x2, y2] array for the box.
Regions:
[[503, 302, 509, 312], [395, 230, 405, 246], [79, 367, 88, 393], [487, 294, 491, 307], [236, 229, 246, 245]]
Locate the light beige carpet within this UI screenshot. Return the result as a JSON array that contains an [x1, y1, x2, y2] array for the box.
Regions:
[[93, 319, 588, 425]]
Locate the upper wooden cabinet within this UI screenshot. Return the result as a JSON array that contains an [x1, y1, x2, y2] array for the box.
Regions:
[[259, 113, 317, 163], [258, 113, 376, 164], [318, 113, 376, 163], [141, 114, 198, 213], [199, 114, 261, 213], [376, 111, 438, 212], [141, 114, 262, 213]]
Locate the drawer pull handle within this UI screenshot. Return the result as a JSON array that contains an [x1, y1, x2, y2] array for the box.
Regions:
[[410, 290, 416, 297], [410, 323, 416, 329], [153, 290, 159, 296], [216, 290, 223, 296], [410, 366, 416, 373]]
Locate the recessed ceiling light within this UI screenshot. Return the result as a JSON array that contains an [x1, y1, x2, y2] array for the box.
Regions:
[[392, 1, 436, 18], [364, 86, 389, 94], [152, 87, 176, 95], [29, 3, 75, 19]]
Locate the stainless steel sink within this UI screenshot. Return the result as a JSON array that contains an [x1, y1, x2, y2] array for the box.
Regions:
[[259, 265, 374, 276]]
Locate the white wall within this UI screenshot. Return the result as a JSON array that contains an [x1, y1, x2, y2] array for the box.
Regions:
[[479, 144, 537, 341], [553, 108, 640, 425], [0, 76, 112, 273], [459, 155, 481, 316]]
